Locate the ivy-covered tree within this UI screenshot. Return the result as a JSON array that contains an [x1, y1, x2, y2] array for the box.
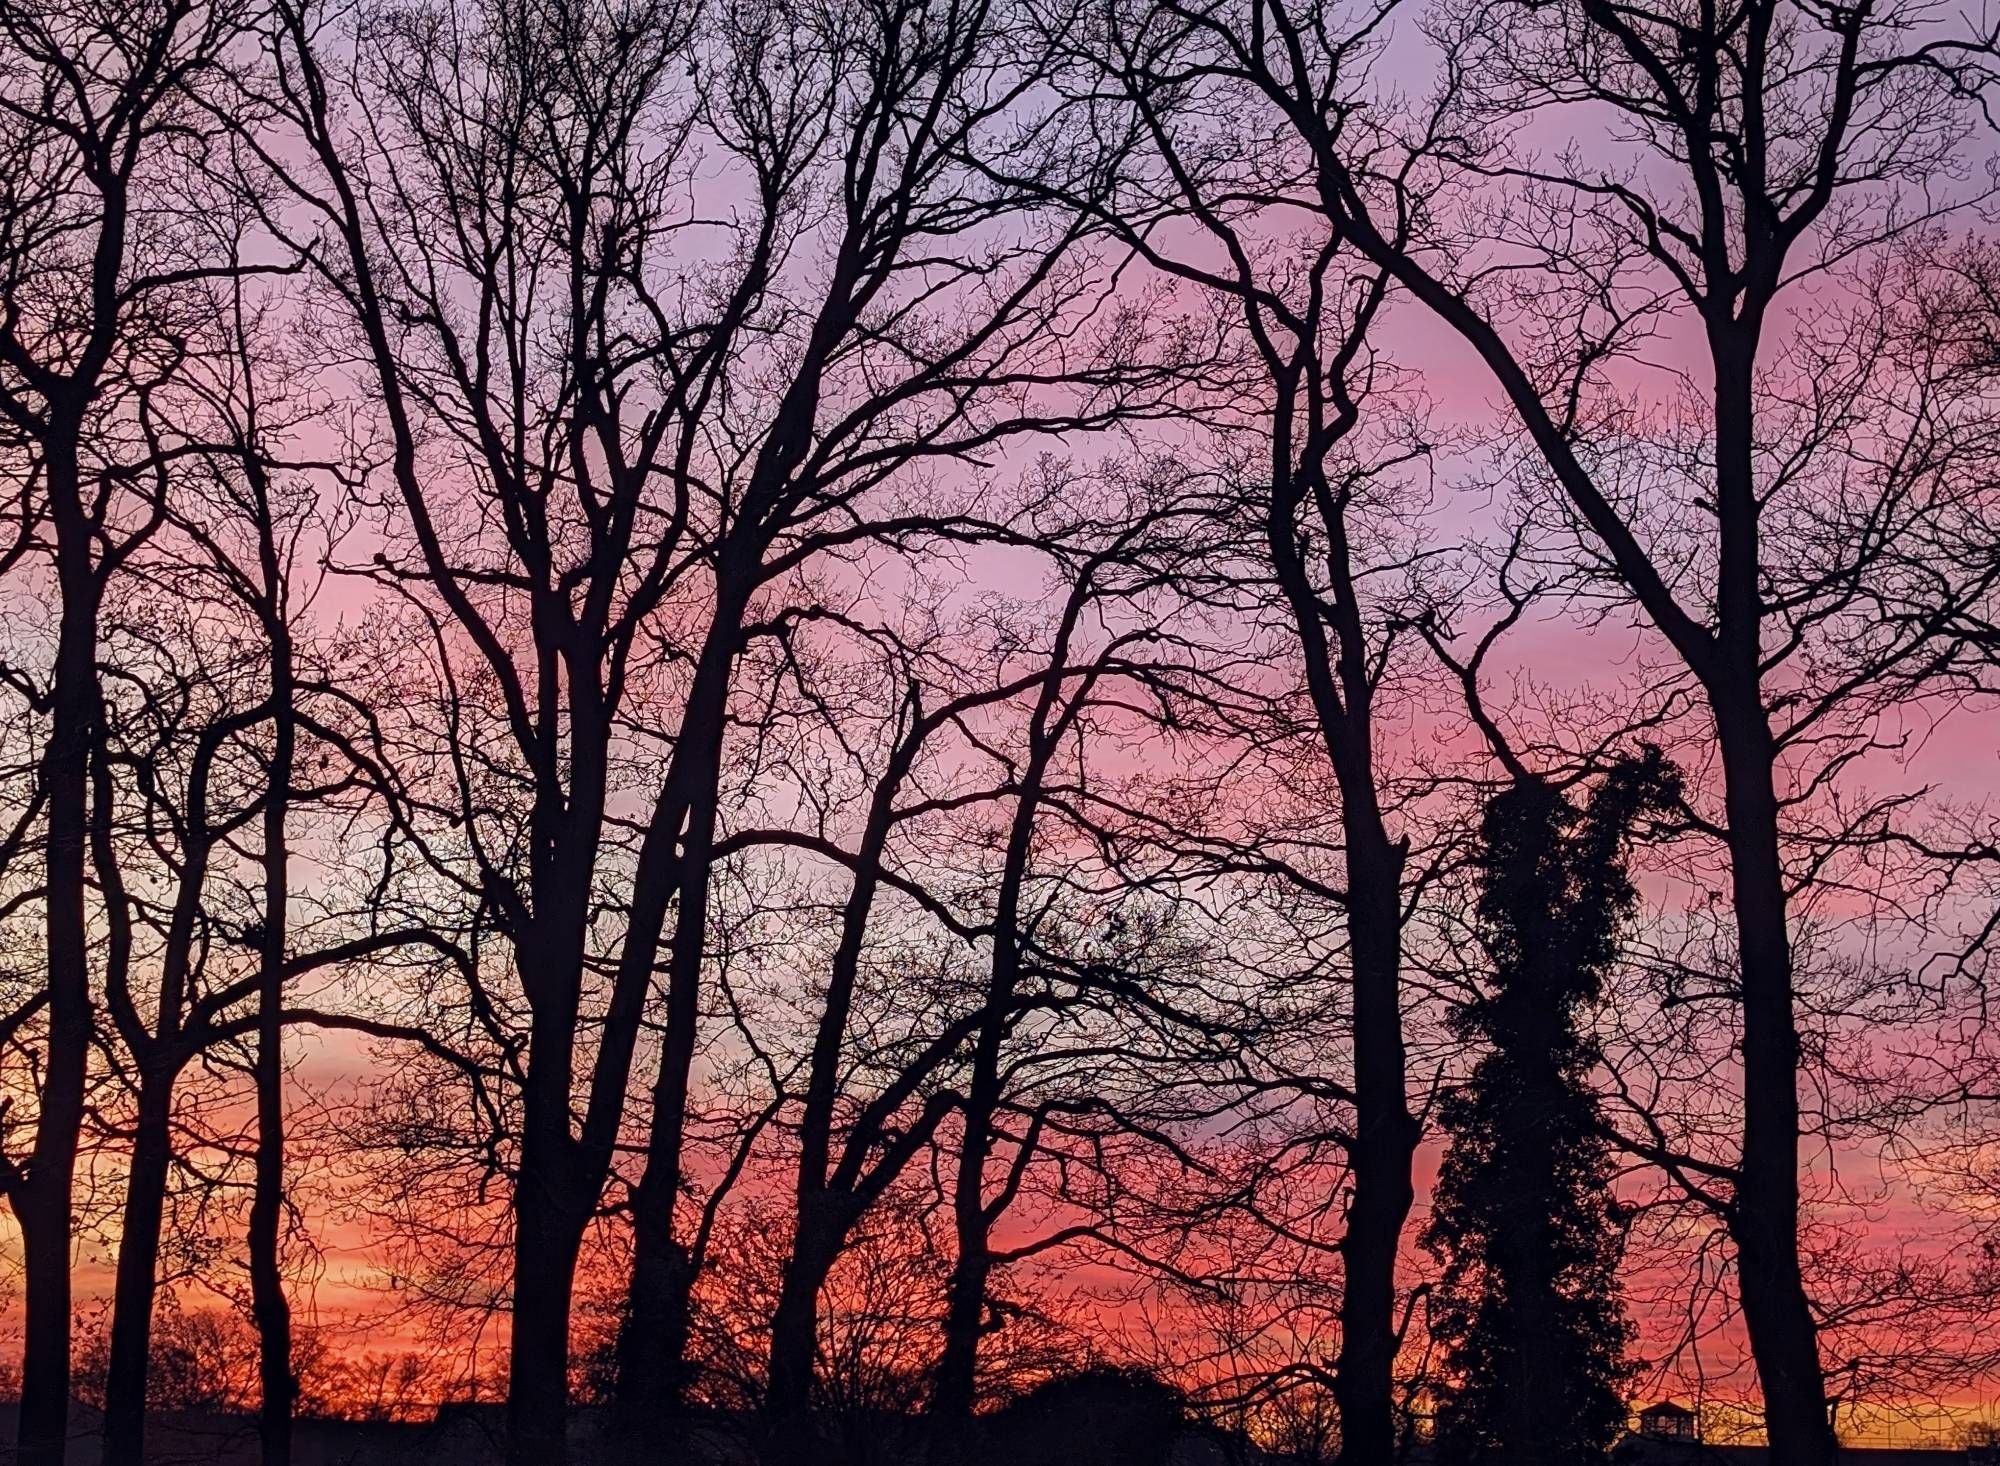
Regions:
[[1424, 751, 1680, 1466]]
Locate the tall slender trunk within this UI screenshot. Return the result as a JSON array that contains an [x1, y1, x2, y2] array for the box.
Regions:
[[98, 651, 234, 1466], [1332, 829, 1416, 1466], [756, 706, 933, 1464], [618, 864, 707, 1424], [250, 640, 296, 1466], [930, 627, 1082, 1433], [762, 834, 877, 1451], [935, 956, 1020, 1428], [1710, 329, 1832, 1466], [19, 433, 101, 1466], [619, 618, 740, 1422], [1266, 410, 1418, 1466], [100, 1069, 176, 1466], [1715, 692, 1832, 1466], [500, 706, 621, 1466], [620, 281, 852, 1423], [933, 908, 1022, 1431]]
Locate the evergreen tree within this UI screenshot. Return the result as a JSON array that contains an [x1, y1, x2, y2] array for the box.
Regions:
[[1423, 750, 1680, 1466]]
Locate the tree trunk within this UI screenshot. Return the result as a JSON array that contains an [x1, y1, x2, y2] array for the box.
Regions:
[[1265, 429, 1418, 1466], [617, 1231, 694, 1429], [932, 1217, 989, 1424], [15, 1186, 77, 1466], [618, 620, 739, 1421], [1706, 325, 1834, 1466], [250, 650, 296, 1466], [1332, 833, 1417, 1466], [929, 664, 1074, 1434], [19, 434, 101, 1466], [506, 940, 593, 1466], [934, 1028, 1005, 1427], [618, 930, 703, 1426], [101, 1070, 175, 1466], [1490, 995, 1569, 1466], [507, 1147, 585, 1466], [762, 1206, 844, 1466], [1715, 691, 1834, 1466]]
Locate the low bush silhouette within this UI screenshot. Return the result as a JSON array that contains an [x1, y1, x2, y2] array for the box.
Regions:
[[971, 1367, 1189, 1466]]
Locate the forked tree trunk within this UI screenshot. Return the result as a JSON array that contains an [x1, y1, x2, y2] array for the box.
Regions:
[[933, 993, 1011, 1430], [618, 622, 741, 1424]]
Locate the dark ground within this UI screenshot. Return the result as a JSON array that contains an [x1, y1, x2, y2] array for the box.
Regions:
[[0, 1380, 1259, 1464]]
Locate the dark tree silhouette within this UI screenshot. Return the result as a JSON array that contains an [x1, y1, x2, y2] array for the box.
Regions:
[[1034, 29, 1439, 1454], [1079, 0, 2000, 1456], [250, 0, 1178, 1456], [6, 0, 2000, 1449], [1424, 752, 1679, 1466], [0, 0, 265, 1456]]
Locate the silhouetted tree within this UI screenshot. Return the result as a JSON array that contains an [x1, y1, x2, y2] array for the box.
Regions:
[[1424, 752, 1679, 1466], [1079, 0, 2000, 1457], [1036, 27, 1442, 1452], [254, 0, 1178, 1452], [0, 0, 259, 1455]]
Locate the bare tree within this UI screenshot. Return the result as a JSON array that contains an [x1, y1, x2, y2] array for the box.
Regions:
[[242, 0, 1178, 1457], [926, 495, 1232, 1428], [84, 304, 465, 1463], [745, 506, 1204, 1458], [1017, 30, 1457, 1458], [0, 0, 263, 1454], [1069, 0, 2000, 1456]]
